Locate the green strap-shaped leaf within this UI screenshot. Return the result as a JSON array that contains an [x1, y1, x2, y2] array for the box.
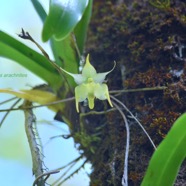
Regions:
[[30, 0, 47, 23], [141, 113, 186, 186], [31, 1, 81, 87], [50, 34, 77, 69], [42, 0, 89, 41], [74, 0, 93, 54], [0, 31, 62, 89], [31, 0, 92, 87]]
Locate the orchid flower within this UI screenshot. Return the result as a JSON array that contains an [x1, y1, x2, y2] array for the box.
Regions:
[[60, 54, 115, 112]]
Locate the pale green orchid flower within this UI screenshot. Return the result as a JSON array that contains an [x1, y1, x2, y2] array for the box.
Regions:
[[61, 54, 115, 112]]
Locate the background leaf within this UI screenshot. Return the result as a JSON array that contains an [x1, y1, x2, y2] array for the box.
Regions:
[[74, 0, 93, 54], [30, 0, 47, 23], [0, 31, 62, 89], [0, 88, 62, 111], [31, 0, 92, 87], [50, 35, 78, 87], [42, 0, 89, 41], [141, 113, 186, 186]]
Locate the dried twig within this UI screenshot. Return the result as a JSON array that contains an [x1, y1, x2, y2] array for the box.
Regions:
[[110, 86, 167, 95], [0, 98, 21, 127], [0, 97, 75, 112], [57, 159, 88, 185], [51, 155, 84, 185], [0, 96, 18, 105], [23, 100, 45, 186], [32, 169, 60, 186], [52, 158, 87, 186], [18, 29, 50, 59]]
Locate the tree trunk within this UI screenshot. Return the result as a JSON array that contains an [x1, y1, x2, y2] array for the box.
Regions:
[[76, 0, 186, 185]]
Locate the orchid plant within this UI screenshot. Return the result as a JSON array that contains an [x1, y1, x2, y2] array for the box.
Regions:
[[60, 54, 115, 112]]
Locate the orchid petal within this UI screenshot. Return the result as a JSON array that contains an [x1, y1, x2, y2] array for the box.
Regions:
[[82, 54, 97, 78], [94, 84, 107, 100], [93, 61, 116, 83], [75, 84, 88, 112], [94, 84, 113, 107]]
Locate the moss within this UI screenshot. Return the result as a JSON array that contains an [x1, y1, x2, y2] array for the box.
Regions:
[[72, 0, 186, 185]]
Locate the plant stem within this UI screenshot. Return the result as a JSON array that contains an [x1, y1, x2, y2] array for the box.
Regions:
[[23, 100, 45, 186], [110, 86, 167, 94]]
